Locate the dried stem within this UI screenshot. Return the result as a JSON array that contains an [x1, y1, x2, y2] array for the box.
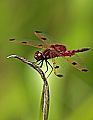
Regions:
[[40, 81, 49, 120], [7, 54, 49, 120]]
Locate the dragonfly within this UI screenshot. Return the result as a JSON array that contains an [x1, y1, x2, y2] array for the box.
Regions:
[[10, 31, 90, 78]]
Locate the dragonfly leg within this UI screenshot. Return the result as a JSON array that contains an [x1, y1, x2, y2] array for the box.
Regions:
[[40, 60, 44, 68], [47, 61, 53, 78], [45, 60, 49, 73], [36, 60, 44, 68], [36, 60, 42, 65]]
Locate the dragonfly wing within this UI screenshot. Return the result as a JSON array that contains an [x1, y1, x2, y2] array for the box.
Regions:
[[63, 57, 88, 72], [34, 31, 51, 48], [34, 31, 47, 42], [52, 58, 63, 77], [9, 39, 44, 48]]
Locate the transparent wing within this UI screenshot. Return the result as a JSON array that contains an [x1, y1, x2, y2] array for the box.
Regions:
[[9, 38, 45, 48], [34, 31, 50, 48], [63, 57, 88, 72], [52, 58, 63, 77], [34, 31, 48, 42]]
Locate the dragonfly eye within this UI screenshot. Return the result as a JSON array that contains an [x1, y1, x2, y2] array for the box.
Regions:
[[34, 51, 43, 61]]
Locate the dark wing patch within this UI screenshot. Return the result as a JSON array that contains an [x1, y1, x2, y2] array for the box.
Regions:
[[54, 66, 59, 69], [21, 41, 27, 43], [9, 39, 44, 48], [35, 31, 42, 33], [38, 44, 43, 46], [52, 58, 63, 77], [72, 61, 77, 65], [9, 38, 15, 41], [63, 57, 88, 72], [56, 74, 63, 77], [41, 37, 47, 40], [34, 31, 47, 42], [82, 68, 88, 72]]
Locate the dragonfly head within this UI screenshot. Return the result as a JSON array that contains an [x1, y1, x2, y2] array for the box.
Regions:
[[34, 51, 44, 61]]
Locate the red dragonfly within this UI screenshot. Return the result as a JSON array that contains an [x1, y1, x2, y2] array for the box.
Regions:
[[10, 31, 90, 78]]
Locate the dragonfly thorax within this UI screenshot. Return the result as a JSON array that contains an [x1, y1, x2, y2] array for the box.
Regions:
[[34, 49, 56, 61]]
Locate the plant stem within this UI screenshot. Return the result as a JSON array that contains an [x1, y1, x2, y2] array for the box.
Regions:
[[7, 54, 50, 120], [41, 80, 49, 120]]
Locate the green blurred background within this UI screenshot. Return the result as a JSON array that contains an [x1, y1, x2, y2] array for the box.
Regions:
[[0, 0, 93, 120]]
